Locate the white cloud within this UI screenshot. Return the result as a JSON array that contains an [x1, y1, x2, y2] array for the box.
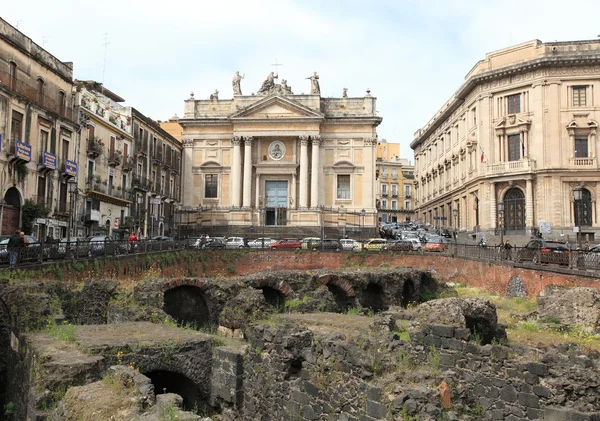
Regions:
[[3, 0, 600, 158]]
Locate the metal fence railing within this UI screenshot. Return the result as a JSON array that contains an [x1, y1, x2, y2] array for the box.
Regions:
[[1, 237, 598, 273]]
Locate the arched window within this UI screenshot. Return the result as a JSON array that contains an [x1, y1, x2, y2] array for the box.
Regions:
[[574, 188, 592, 227], [36, 78, 44, 103], [9, 62, 17, 88], [58, 90, 65, 115]]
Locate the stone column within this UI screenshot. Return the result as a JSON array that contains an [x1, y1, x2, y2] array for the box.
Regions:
[[526, 178, 534, 229], [231, 136, 242, 207], [363, 137, 377, 211], [490, 182, 497, 230], [590, 129, 597, 158], [299, 136, 309, 208], [568, 129, 575, 159], [243, 137, 253, 208], [310, 135, 321, 208]]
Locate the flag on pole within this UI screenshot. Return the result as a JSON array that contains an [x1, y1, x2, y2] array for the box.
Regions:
[[479, 146, 486, 163]]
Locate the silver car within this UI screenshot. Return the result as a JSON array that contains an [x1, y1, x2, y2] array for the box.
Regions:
[[340, 238, 360, 251], [225, 237, 247, 249], [247, 238, 276, 248]]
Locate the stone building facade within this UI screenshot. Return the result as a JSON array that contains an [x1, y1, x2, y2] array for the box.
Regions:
[[179, 75, 382, 234], [412, 39, 600, 240], [375, 140, 415, 224], [131, 109, 181, 238], [0, 18, 77, 238], [74, 81, 134, 238]]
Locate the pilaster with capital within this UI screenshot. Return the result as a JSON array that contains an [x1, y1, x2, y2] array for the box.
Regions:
[[299, 136, 309, 208], [243, 136, 254, 208], [231, 136, 242, 207], [490, 182, 497, 230], [181, 138, 195, 207], [525, 179, 534, 229], [310, 135, 321, 208], [363, 137, 377, 209]]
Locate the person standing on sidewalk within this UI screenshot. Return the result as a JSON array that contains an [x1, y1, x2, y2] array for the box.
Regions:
[[7, 230, 24, 267]]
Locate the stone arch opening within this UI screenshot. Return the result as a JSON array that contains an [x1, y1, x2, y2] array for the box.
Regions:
[[257, 286, 285, 308], [144, 370, 207, 413], [2, 187, 22, 234], [360, 283, 387, 313], [164, 286, 211, 329], [400, 279, 415, 308], [326, 283, 355, 312], [502, 188, 525, 233], [464, 315, 494, 345], [285, 357, 304, 380]]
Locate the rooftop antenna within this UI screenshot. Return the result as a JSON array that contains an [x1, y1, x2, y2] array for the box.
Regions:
[[15, 20, 23, 29], [101, 33, 111, 93]]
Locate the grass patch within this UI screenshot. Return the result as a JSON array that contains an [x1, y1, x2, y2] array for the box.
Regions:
[[46, 320, 77, 342], [284, 296, 311, 310]]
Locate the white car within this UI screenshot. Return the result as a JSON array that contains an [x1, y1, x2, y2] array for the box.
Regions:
[[405, 238, 423, 251], [247, 238, 276, 248], [225, 237, 247, 249], [340, 238, 360, 251]]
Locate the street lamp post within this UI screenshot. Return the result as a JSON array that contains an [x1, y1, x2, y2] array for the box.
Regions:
[[67, 179, 78, 257], [340, 205, 346, 238], [361, 209, 366, 242], [497, 202, 505, 246], [452, 208, 458, 242], [573, 189, 583, 248]]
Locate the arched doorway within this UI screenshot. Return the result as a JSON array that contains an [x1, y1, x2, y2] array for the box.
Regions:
[[164, 286, 212, 329], [574, 188, 592, 227], [2, 187, 21, 235], [502, 188, 525, 233]]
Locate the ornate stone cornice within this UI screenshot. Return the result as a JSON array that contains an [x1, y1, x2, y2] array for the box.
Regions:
[[364, 137, 377, 147], [182, 138, 195, 148]]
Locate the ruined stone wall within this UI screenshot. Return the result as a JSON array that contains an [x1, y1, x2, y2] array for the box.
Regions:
[[234, 322, 600, 421]]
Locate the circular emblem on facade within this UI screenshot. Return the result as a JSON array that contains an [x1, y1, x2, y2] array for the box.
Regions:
[[268, 141, 286, 161]]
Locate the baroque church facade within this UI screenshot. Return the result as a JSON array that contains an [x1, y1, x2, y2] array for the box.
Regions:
[[179, 73, 382, 233]]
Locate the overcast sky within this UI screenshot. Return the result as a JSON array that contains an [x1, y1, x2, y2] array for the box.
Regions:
[[3, 0, 600, 160]]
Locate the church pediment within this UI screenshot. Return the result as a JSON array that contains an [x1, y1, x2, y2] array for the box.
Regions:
[[230, 95, 324, 120]]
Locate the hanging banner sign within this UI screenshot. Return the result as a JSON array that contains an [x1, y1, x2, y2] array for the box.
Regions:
[[16, 141, 32, 161], [43, 152, 57, 169], [65, 159, 78, 176]]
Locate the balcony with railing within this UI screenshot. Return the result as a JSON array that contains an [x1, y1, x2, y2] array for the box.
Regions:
[[85, 209, 100, 222], [153, 151, 163, 165], [569, 157, 597, 167], [0, 70, 74, 120], [132, 175, 151, 191], [87, 136, 104, 158], [108, 150, 123, 167], [86, 177, 132, 205], [122, 155, 135, 172], [487, 158, 536, 175]]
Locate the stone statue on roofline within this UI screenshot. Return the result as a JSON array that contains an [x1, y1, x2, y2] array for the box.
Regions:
[[232, 71, 245, 95], [258, 72, 278, 94], [210, 90, 219, 100], [306, 71, 320, 95]]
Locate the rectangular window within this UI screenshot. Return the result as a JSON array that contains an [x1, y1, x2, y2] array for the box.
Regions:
[[573, 86, 587, 107], [205, 174, 218, 198], [507, 94, 520, 114], [391, 168, 398, 179], [391, 200, 397, 210], [508, 134, 521, 161], [391, 184, 398, 196], [381, 184, 387, 195], [11, 110, 23, 141], [110, 136, 115, 157], [575, 137, 589, 158], [404, 184, 411, 197], [472, 107, 477, 126], [405, 201, 411, 210], [39, 130, 49, 155], [381, 199, 387, 209], [336, 175, 351, 199]]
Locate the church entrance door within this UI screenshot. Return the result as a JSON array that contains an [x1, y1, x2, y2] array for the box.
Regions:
[[265, 181, 288, 226]]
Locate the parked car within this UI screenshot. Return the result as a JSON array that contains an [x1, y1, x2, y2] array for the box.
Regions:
[[186, 236, 207, 250], [579, 244, 600, 270], [382, 240, 413, 252], [424, 237, 448, 252], [354, 238, 387, 252], [340, 238, 360, 251], [247, 238, 276, 249], [225, 237, 248, 249], [516, 240, 570, 266], [57, 237, 92, 258], [270, 238, 301, 250], [300, 237, 321, 250], [203, 238, 226, 249], [0, 235, 41, 263], [88, 236, 128, 256], [309, 238, 342, 251]]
